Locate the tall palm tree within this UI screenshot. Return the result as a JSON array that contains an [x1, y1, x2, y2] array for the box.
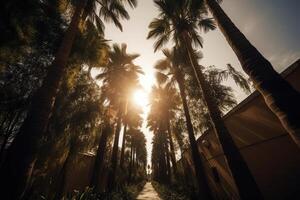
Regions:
[[149, 83, 180, 178], [186, 63, 250, 132], [0, 1, 137, 199], [147, 87, 171, 184], [203, 0, 300, 147], [120, 101, 143, 170], [148, 1, 262, 198], [89, 113, 113, 191], [154, 48, 213, 199], [127, 128, 146, 183], [96, 43, 143, 191]]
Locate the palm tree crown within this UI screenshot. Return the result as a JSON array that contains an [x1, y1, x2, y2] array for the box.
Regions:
[[147, 0, 215, 51]]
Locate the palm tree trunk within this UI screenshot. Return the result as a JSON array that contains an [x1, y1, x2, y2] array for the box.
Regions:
[[0, 1, 86, 199], [167, 120, 178, 176], [128, 141, 134, 183], [158, 131, 168, 184], [107, 114, 122, 191], [182, 33, 263, 199], [0, 110, 22, 164], [134, 147, 138, 175], [0, 114, 15, 161], [205, 0, 300, 147], [174, 70, 213, 200], [54, 146, 73, 200], [165, 140, 171, 183], [90, 123, 111, 191], [119, 123, 127, 169], [0, 112, 9, 131]]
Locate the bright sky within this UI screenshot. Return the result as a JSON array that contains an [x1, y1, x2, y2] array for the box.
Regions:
[[103, 0, 300, 165]]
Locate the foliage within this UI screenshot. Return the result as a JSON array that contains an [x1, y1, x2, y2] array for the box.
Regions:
[[152, 181, 190, 200], [147, 0, 215, 51], [64, 181, 146, 200]]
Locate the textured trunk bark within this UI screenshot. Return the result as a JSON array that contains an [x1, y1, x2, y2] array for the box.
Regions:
[[205, 0, 300, 147], [174, 69, 213, 200], [0, 1, 86, 199], [0, 134, 9, 163], [134, 147, 138, 174], [119, 123, 127, 169], [107, 114, 122, 191], [0, 110, 22, 164], [182, 32, 262, 199], [90, 124, 111, 190], [165, 140, 171, 183], [54, 146, 73, 200], [128, 141, 133, 183], [0, 114, 15, 161], [158, 131, 168, 184], [167, 120, 178, 176], [0, 112, 9, 131]]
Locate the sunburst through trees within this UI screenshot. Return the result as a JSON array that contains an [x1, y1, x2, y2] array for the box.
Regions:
[[0, 0, 299, 199]]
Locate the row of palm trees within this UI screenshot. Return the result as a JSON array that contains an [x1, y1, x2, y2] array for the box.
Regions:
[[0, 0, 142, 199], [148, 85, 181, 183], [0, 0, 299, 199], [147, 0, 300, 199], [52, 43, 147, 198], [95, 43, 145, 191], [149, 46, 252, 198]]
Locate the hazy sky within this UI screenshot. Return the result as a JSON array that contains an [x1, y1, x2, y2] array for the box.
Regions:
[[102, 0, 300, 164]]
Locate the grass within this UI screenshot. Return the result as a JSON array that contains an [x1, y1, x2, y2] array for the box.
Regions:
[[151, 181, 191, 200], [63, 181, 146, 200]]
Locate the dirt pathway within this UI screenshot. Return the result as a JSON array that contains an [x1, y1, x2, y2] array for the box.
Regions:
[[136, 182, 161, 200]]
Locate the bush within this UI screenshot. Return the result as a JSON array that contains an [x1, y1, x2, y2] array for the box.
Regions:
[[63, 181, 146, 200], [152, 181, 190, 200]]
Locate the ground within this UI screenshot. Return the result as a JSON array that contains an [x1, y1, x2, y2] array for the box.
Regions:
[[136, 182, 161, 200]]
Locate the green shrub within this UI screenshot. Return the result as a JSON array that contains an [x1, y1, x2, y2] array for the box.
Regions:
[[152, 181, 190, 200], [63, 181, 146, 200]]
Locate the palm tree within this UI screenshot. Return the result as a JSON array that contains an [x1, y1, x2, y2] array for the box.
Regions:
[[154, 48, 213, 199], [96, 43, 143, 191], [127, 128, 147, 183], [148, 1, 262, 198], [150, 83, 181, 178], [0, 1, 137, 198], [89, 114, 113, 191], [120, 101, 143, 170], [186, 63, 251, 132], [203, 0, 300, 148], [147, 89, 169, 184]]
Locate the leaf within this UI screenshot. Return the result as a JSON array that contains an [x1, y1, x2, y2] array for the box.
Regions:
[[198, 18, 216, 33], [155, 72, 169, 85]]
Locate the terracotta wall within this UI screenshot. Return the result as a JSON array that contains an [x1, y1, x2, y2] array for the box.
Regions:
[[182, 60, 300, 199]]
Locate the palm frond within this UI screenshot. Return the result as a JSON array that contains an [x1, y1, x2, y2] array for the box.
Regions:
[[94, 15, 105, 35], [154, 59, 170, 71], [123, 0, 137, 8], [198, 18, 216, 33], [155, 72, 169, 85], [153, 34, 170, 52], [110, 1, 130, 20], [147, 17, 170, 39], [226, 64, 251, 94]]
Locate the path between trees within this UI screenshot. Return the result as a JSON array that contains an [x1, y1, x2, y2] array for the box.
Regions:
[[136, 182, 161, 200]]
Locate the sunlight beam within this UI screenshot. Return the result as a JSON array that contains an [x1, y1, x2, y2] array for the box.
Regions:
[[133, 89, 149, 109]]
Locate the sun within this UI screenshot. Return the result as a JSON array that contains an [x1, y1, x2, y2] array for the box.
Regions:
[[133, 89, 149, 108]]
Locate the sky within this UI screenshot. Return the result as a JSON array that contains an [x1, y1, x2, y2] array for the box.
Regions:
[[101, 0, 300, 164]]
